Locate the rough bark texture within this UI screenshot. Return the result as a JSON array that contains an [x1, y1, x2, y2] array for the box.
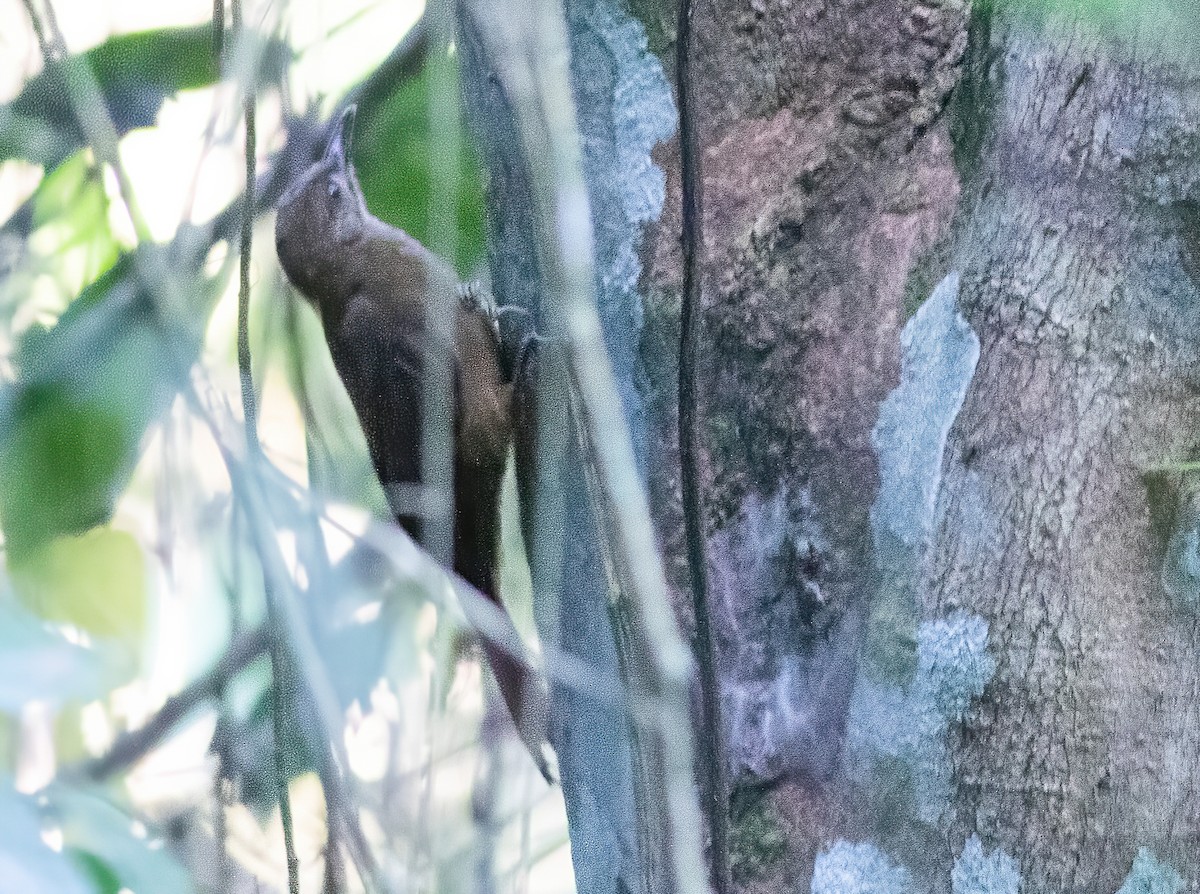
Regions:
[[644, 0, 1200, 892], [641, 0, 968, 883], [464, 0, 1200, 887], [921, 8, 1200, 893]]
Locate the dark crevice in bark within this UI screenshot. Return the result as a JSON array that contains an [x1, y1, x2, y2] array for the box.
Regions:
[[675, 0, 731, 888]]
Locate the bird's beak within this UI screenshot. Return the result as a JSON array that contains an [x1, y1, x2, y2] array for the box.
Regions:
[[323, 104, 357, 168]]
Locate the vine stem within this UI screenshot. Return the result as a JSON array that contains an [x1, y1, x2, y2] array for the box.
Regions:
[[675, 0, 730, 889], [229, 0, 299, 889]]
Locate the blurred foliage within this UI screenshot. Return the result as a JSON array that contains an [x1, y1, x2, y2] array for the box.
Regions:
[[2, 742, 194, 892], [352, 53, 487, 275], [0, 598, 119, 709], [0, 781, 92, 893], [0, 11, 560, 894], [0, 247, 212, 559], [55, 786, 197, 894], [224, 545, 425, 813], [28, 151, 122, 287], [1, 25, 290, 171], [10, 527, 148, 643]]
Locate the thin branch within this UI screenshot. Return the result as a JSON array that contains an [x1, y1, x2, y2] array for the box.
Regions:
[[675, 0, 730, 887], [79, 627, 269, 781], [213, 0, 225, 62], [23, 0, 154, 246], [234, 16, 260, 444], [231, 0, 298, 888], [420, 0, 457, 569]]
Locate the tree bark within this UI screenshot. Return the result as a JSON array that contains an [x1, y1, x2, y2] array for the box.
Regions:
[[920, 7, 1200, 892], [642, 0, 1200, 892], [459, 3, 706, 894], [467, 0, 1200, 888], [643, 0, 967, 884]]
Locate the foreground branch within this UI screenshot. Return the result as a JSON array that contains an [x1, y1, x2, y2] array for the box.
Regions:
[[80, 627, 268, 781], [458, 2, 711, 891]]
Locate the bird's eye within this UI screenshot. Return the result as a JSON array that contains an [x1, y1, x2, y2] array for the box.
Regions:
[[327, 180, 341, 198]]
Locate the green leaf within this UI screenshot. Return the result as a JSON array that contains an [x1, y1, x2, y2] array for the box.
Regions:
[[352, 53, 487, 274], [0, 248, 210, 557], [10, 528, 148, 643], [24, 151, 123, 295], [72, 851, 123, 894], [52, 787, 196, 894], [0, 782, 91, 894], [1, 25, 291, 169]]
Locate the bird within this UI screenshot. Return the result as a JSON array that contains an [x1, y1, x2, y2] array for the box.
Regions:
[[274, 105, 554, 781]]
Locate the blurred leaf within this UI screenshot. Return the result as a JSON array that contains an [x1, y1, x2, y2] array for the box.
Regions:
[[0, 379, 132, 553], [0, 247, 211, 558], [0, 598, 117, 709], [29, 151, 121, 281], [353, 53, 486, 274], [319, 610, 391, 709], [10, 528, 148, 642], [0, 782, 91, 894], [72, 852, 122, 894], [52, 787, 196, 894], [313, 545, 423, 706], [2, 25, 291, 170]]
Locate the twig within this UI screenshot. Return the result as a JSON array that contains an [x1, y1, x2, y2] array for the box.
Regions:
[[234, 6, 260, 445], [420, 0, 457, 568], [213, 0, 225, 61], [675, 0, 730, 887], [180, 378, 394, 894], [78, 627, 269, 781], [23, 0, 154, 246], [231, 0, 298, 889]]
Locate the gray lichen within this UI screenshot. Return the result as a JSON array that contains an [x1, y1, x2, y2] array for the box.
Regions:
[[871, 272, 980, 560], [866, 272, 980, 681], [1161, 514, 1200, 613], [917, 614, 995, 722], [567, 0, 676, 470], [951, 835, 1022, 894], [847, 272, 992, 826], [1115, 849, 1185, 894], [847, 612, 996, 825], [810, 840, 914, 894]]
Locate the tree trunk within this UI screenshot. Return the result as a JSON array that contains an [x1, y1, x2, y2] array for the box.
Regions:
[[644, 0, 967, 885], [919, 6, 1200, 892], [639, 0, 1200, 892], [459, 2, 705, 893]]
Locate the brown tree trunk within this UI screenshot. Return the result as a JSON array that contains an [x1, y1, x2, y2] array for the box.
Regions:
[[643, 0, 1200, 891], [644, 0, 967, 884]]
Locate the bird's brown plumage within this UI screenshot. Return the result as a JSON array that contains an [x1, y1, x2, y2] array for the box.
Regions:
[[274, 106, 554, 780]]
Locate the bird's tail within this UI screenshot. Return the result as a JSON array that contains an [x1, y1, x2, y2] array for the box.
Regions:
[[479, 635, 557, 784]]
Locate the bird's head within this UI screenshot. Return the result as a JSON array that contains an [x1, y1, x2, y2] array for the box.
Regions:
[[274, 105, 369, 302]]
